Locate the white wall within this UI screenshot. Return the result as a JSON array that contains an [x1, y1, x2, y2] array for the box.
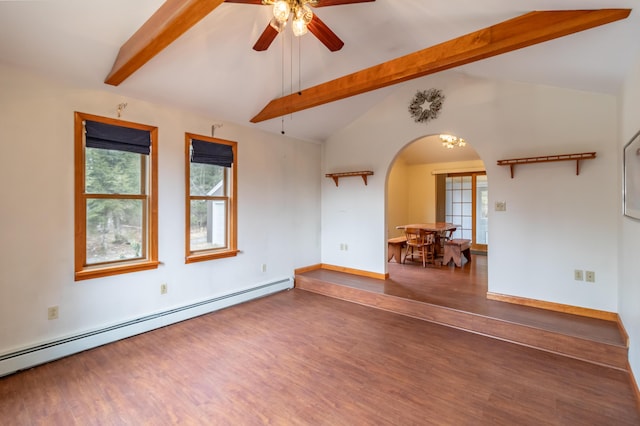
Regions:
[[0, 65, 321, 355], [620, 54, 640, 384], [386, 159, 409, 239], [323, 72, 619, 312]]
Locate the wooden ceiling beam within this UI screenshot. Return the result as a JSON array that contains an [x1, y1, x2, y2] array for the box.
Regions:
[[105, 0, 225, 86], [251, 9, 631, 123]]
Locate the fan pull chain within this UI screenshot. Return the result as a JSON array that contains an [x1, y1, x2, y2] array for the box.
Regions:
[[290, 32, 294, 104], [281, 31, 286, 134], [290, 33, 296, 119], [298, 36, 302, 96]]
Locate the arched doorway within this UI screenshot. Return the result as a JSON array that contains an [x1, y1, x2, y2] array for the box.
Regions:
[[386, 133, 487, 265]]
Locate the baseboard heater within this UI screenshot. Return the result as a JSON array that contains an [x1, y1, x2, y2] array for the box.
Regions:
[[0, 278, 292, 378]]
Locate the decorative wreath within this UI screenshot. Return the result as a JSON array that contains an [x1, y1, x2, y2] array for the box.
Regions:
[[408, 89, 445, 124]]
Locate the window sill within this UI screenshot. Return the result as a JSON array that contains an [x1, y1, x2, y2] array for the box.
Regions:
[[75, 260, 160, 281], [186, 249, 239, 264]]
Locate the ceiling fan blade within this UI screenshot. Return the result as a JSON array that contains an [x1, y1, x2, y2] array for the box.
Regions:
[[307, 14, 344, 51], [224, 0, 264, 4], [312, 0, 375, 7], [253, 24, 280, 51], [223, 0, 375, 6]]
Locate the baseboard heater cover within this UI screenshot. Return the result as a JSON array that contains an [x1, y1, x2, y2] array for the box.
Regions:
[[0, 278, 292, 377]]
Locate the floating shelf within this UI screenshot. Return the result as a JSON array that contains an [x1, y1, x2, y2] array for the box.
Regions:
[[325, 171, 374, 187], [497, 152, 596, 178]]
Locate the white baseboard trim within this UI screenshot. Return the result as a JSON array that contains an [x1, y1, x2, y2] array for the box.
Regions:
[[0, 278, 293, 377]]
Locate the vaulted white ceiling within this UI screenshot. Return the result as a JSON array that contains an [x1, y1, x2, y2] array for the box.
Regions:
[[1, 0, 638, 144]]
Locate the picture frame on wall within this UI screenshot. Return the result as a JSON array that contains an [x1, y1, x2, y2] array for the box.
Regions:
[[623, 130, 640, 220]]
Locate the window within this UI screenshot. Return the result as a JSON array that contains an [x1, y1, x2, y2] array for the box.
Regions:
[[185, 133, 238, 263], [74, 112, 158, 280]]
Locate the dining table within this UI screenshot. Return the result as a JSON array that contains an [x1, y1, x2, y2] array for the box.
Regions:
[[396, 222, 460, 259]]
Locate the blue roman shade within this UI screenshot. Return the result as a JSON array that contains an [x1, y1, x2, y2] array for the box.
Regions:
[[85, 120, 151, 155], [191, 139, 234, 168]]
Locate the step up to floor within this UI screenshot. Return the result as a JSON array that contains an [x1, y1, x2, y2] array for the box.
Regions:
[[295, 272, 628, 371]]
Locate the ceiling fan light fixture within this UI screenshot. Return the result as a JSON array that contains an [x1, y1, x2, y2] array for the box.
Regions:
[[243, 0, 356, 52], [300, 4, 314, 24], [272, 0, 290, 23], [291, 3, 313, 37], [440, 134, 466, 149], [292, 16, 308, 36], [269, 17, 287, 33]]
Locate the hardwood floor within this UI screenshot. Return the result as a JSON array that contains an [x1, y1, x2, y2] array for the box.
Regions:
[[367, 255, 621, 344], [1, 286, 639, 424], [296, 255, 629, 370]]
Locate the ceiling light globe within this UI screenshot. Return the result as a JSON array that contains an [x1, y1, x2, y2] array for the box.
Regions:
[[269, 17, 286, 33], [292, 17, 308, 36], [300, 4, 314, 24], [273, 1, 290, 23]]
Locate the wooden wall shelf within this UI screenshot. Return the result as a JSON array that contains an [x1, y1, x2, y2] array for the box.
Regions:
[[325, 171, 373, 187], [497, 152, 596, 178]]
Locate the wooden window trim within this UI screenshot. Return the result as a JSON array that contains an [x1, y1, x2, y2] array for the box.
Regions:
[[74, 112, 158, 281], [185, 133, 238, 264]]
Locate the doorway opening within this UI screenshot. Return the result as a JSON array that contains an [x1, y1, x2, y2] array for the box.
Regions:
[[386, 133, 487, 264]]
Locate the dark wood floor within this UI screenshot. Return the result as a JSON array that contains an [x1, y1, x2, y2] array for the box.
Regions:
[[305, 255, 626, 347], [1, 285, 639, 424]]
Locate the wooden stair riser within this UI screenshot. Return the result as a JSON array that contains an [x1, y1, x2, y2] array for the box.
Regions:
[[295, 275, 628, 371]]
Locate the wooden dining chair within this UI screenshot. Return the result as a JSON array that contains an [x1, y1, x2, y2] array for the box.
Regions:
[[443, 227, 456, 242], [439, 227, 456, 251], [403, 228, 436, 267]]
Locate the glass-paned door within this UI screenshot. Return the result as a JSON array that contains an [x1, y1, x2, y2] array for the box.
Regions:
[[445, 173, 488, 251], [445, 176, 472, 240]]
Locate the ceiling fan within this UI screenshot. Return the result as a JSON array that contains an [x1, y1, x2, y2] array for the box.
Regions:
[[224, 0, 375, 52]]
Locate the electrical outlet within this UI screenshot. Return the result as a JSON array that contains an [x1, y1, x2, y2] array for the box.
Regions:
[[585, 271, 595, 283], [160, 283, 168, 294], [574, 270, 583, 281], [47, 306, 59, 320], [495, 201, 507, 211], [261, 263, 267, 273]]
